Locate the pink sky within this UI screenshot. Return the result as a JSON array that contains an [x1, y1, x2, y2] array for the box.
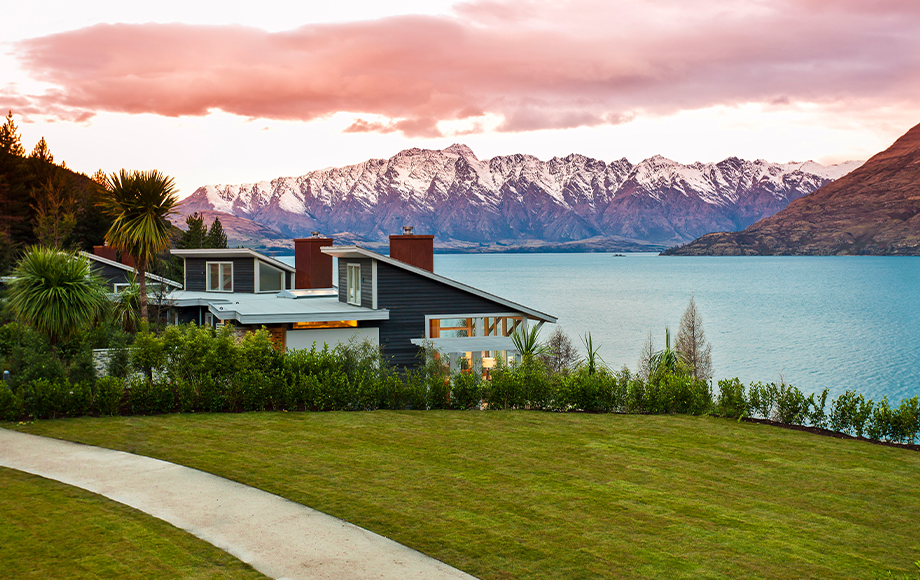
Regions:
[[3, 0, 919, 196]]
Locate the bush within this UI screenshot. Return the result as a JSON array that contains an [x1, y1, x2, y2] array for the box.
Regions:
[[809, 389, 829, 429], [93, 376, 124, 416], [774, 382, 809, 425], [127, 376, 175, 415], [451, 371, 482, 410], [716, 378, 747, 418], [0, 385, 23, 421]]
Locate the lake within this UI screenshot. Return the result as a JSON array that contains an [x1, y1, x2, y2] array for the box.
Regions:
[[433, 253, 920, 403], [283, 253, 920, 402]]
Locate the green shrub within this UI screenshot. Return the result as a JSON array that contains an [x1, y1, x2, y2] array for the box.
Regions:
[[127, 376, 175, 415], [809, 389, 829, 429], [830, 390, 874, 438], [93, 376, 124, 416], [774, 382, 809, 425], [403, 370, 429, 410], [893, 396, 920, 444], [130, 331, 164, 378], [0, 385, 24, 421], [716, 378, 747, 418], [228, 369, 272, 412], [451, 371, 482, 410], [21, 377, 69, 419]]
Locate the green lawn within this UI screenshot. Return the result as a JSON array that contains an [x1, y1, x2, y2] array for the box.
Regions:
[[10, 412, 920, 580], [0, 467, 268, 580]]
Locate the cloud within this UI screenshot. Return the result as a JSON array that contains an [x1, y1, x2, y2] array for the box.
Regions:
[[9, 0, 920, 136]]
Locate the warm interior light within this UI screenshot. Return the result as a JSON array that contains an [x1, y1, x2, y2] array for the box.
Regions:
[[292, 320, 358, 329]]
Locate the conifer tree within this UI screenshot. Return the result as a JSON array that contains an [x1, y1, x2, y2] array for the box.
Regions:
[[676, 296, 713, 381], [205, 216, 228, 249], [177, 212, 206, 249], [30, 137, 53, 164], [0, 111, 25, 156], [31, 173, 77, 249]]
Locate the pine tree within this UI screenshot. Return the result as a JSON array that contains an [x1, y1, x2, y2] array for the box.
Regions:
[[676, 296, 713, 381], [30, 137, 53, 164], [205, 216, 228, 249], [0, 111, 25, 156], [177, 212, 206, 249]]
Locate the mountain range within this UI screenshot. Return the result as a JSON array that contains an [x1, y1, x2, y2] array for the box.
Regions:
[[176, 145, 861, 252], [665, 122, 920, 255]]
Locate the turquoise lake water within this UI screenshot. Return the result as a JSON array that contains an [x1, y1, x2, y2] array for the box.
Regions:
[[434, 253, 920, 402], [281, 253, 920, 402]]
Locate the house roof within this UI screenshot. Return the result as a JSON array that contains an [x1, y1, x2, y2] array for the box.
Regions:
[[322, 246, 558, 324], [81, 251, 183, 288], [185, 291, 389, 325], [170, 248, 296, 273]]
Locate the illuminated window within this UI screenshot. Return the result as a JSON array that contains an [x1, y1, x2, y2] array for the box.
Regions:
[[347, 264, 361, 305], [292, 320, 358, 330], [207, 262, 233, 292]]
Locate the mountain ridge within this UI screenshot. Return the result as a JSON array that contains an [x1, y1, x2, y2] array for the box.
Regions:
[[176, 146, 862, 250], [664, 122, 920, 255]]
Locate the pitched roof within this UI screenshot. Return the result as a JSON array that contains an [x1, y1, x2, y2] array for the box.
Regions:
[[81, 252, 183, 288], [322, 246, 557, 323]]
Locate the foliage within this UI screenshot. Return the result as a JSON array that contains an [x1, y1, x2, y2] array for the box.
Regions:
[[100, 169, 179, 321], [676, 295, 713, 381], [510, 324, 547, 359], [205, 216, 228, 249], [540, 327, 578, 374], [31, 172, 77, 248], [0, 110, 25, 157], [580, 332, 604, 375], [648, 327, 680, 375], [7, 247, 108, 343]]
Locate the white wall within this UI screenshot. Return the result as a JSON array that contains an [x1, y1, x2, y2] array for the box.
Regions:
[[285, 327, 379, 351]]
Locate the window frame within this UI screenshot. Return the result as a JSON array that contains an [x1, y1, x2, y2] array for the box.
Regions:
[[346, 263, 361, 305], [206, 261, 234, 293], [256, 259, 285, 293]]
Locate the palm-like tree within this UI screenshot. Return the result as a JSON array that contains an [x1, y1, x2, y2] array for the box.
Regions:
[[7, 246, 108, 344], [100, 169, 178, 323], [649, 327, 680, 375]]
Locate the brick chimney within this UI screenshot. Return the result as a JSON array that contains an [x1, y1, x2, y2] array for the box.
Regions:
[[294, 232, 333, 288], [120, 252, 136, 268], [389, 226, 434, 272], [93, 245, 118, 261]]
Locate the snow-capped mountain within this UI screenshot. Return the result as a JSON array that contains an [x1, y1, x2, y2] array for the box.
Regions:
[[177, 144, 862, 247]]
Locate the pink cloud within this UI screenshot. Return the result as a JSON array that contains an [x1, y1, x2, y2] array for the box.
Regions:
[[9, 0, 920, 136]]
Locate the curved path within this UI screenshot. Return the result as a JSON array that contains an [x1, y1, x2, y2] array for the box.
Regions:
[[0, 429, 477, 580]]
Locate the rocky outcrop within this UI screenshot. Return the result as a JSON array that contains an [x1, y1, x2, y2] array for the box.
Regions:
[[665, 123, 920, 255]]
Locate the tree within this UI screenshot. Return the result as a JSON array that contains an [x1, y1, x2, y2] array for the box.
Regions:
[[676, 296, 713, 381], [0, 111, 25, 156], [31, 172, 77, 248], [100, 169, 179, 323], [7, 246, 108, 344], [540, 327, 578, 374], [177, 212, 206, 249], [205, 216, 228, 249], [29, 137, 53, 164]]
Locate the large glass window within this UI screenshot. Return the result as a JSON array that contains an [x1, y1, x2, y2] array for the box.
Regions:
[[258, 261, 284, 292], [207, 262, 233, 292], [347, 264, 361, 305]]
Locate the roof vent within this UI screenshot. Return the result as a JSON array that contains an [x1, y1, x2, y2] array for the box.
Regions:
[[311, 231, 321, 238], [402, 225, 414, 235]]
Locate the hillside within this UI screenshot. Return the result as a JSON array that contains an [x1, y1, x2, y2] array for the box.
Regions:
[[177, 145, 860, 251], [665, 122, 920, 255]]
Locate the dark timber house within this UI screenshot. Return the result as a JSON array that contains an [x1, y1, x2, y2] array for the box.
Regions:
[[166, 229, 556, 370]]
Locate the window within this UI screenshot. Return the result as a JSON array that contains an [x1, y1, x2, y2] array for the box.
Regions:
[[347, 264, 361, 305], [258, 261, 284, 292], [207, 262, 233, 292]]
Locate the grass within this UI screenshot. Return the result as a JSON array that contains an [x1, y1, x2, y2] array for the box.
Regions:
[[10, 411, 920, 580], [0, 467, 268, 580]]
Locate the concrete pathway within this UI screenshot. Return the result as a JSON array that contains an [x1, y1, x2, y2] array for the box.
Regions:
[[0, 429, 477, 580]]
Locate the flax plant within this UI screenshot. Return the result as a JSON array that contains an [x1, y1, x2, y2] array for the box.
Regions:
[[7, 246, 108, 344]]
